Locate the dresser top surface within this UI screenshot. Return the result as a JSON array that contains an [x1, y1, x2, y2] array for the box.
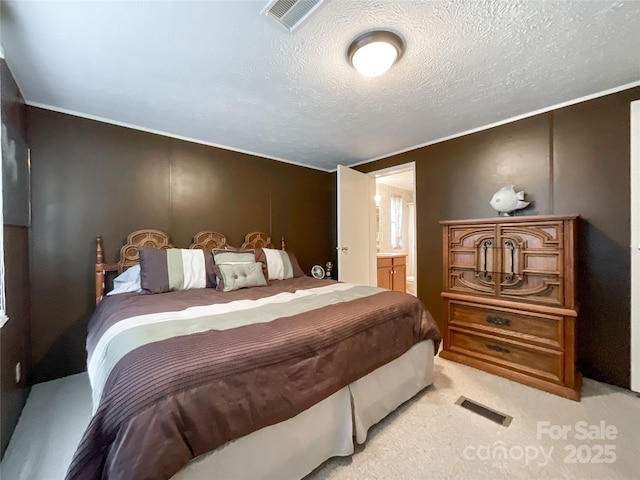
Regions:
[[440, 214, 579, 226]]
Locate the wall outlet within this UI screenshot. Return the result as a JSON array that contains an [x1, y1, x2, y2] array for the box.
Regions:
[[15, 362, 21, 384]]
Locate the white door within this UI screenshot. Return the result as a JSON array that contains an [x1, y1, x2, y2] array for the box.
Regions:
[[337, 165, 376, 286], [631, 100, 640, 392]]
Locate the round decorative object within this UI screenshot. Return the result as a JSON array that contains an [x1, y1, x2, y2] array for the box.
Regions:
[[311, 265, 325, 279]]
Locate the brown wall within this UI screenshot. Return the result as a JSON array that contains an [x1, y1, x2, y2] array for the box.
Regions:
[[1, 61, 30, 458], [357, 86, 640, 389], [26, 107, 334, 383], [10, 80, 638, 421], [1, 227, 30, 457]]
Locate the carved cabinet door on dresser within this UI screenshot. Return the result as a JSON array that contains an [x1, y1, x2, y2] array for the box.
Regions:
[[440, 215, 581, 401]]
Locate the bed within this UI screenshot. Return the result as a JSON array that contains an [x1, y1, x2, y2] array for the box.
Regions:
[[67, 229, 441, 480]]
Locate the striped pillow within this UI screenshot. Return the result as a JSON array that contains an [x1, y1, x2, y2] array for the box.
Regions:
[[139, 247, 216, 294], [254, 248, 305, 280]]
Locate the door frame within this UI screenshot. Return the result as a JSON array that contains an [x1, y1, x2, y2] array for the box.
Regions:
[[631, 100, 639, 392], [369, 162, 417, 294]]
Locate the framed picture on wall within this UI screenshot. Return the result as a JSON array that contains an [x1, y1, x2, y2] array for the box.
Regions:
[[2, 120, 30, 226]]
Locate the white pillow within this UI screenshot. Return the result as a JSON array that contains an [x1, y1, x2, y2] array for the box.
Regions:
[[106, 264, 142, 296]]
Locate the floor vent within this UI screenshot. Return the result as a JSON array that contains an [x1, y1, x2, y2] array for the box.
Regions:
[[262, 0, 325, 32], [456, 396, 513, 427]]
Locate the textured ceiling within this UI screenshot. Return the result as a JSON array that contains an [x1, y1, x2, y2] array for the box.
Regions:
[[1, 0, 639, 172]]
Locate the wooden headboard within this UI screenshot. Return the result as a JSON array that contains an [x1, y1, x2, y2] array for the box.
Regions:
[[95, 229, 285, 304], [189, 231, 228, 250], [95, 229, 174, 304], [242, 231, 286, 250]]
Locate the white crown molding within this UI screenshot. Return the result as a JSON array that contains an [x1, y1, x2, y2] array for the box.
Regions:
[[25, 102, 332, 173], [346, 80, 640, 171]]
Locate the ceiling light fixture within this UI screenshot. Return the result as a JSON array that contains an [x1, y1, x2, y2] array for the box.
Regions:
[[347, 30, 404, 78]]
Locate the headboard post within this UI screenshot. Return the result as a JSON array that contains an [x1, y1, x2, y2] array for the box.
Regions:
[[96, 235, 104, 264], [281, 236, 286, 251], [96, 235, 106, 305]]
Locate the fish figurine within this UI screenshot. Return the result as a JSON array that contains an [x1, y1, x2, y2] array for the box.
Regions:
[[489, 185, 530, 216]]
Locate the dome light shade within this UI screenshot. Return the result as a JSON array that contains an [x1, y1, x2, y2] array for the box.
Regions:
[[347, 31, 404, 77]]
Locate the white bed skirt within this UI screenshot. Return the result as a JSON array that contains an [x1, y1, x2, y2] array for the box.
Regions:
[[171, 339, 435, 480]]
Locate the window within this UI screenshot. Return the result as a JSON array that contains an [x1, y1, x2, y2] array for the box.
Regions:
[[390, 194, 403, 249]]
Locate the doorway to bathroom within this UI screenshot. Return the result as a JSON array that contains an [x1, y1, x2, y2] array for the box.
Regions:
[[371, 162, 417, 296]]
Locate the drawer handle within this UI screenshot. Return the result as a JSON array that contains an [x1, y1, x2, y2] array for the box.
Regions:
[[485, 343, 511, 354], [486, 315, 511, 327]]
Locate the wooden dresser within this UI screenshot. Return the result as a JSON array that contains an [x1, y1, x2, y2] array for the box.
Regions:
[[377, 254, 407, 292], [440, 215, 581, 401]]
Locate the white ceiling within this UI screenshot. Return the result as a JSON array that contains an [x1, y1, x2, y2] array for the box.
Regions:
[[1, 1, 639, 172]]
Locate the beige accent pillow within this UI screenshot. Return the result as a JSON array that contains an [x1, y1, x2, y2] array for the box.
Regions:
[[215, 262, 267, 292]]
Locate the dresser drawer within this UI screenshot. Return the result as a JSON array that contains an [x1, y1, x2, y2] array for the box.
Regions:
[[449, 328, 564, 383], [448, 301, 563, 348]]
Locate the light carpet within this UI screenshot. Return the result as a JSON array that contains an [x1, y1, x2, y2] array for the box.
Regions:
[[306, 357, 639, 480], [1, 356, 638, 480]]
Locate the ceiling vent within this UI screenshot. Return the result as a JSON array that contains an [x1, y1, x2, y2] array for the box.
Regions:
[[262, 0, 325, 32]]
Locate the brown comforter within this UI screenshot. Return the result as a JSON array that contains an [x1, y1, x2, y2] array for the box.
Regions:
[[66, 277, 440, 480]]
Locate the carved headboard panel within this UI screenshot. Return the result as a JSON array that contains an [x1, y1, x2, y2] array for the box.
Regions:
[[241, 231, 273, 249], [95, 229, 173, 304], [189, 231, 228, 250], [118, 229, 173, 272], [242, 231, 285, 250]]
